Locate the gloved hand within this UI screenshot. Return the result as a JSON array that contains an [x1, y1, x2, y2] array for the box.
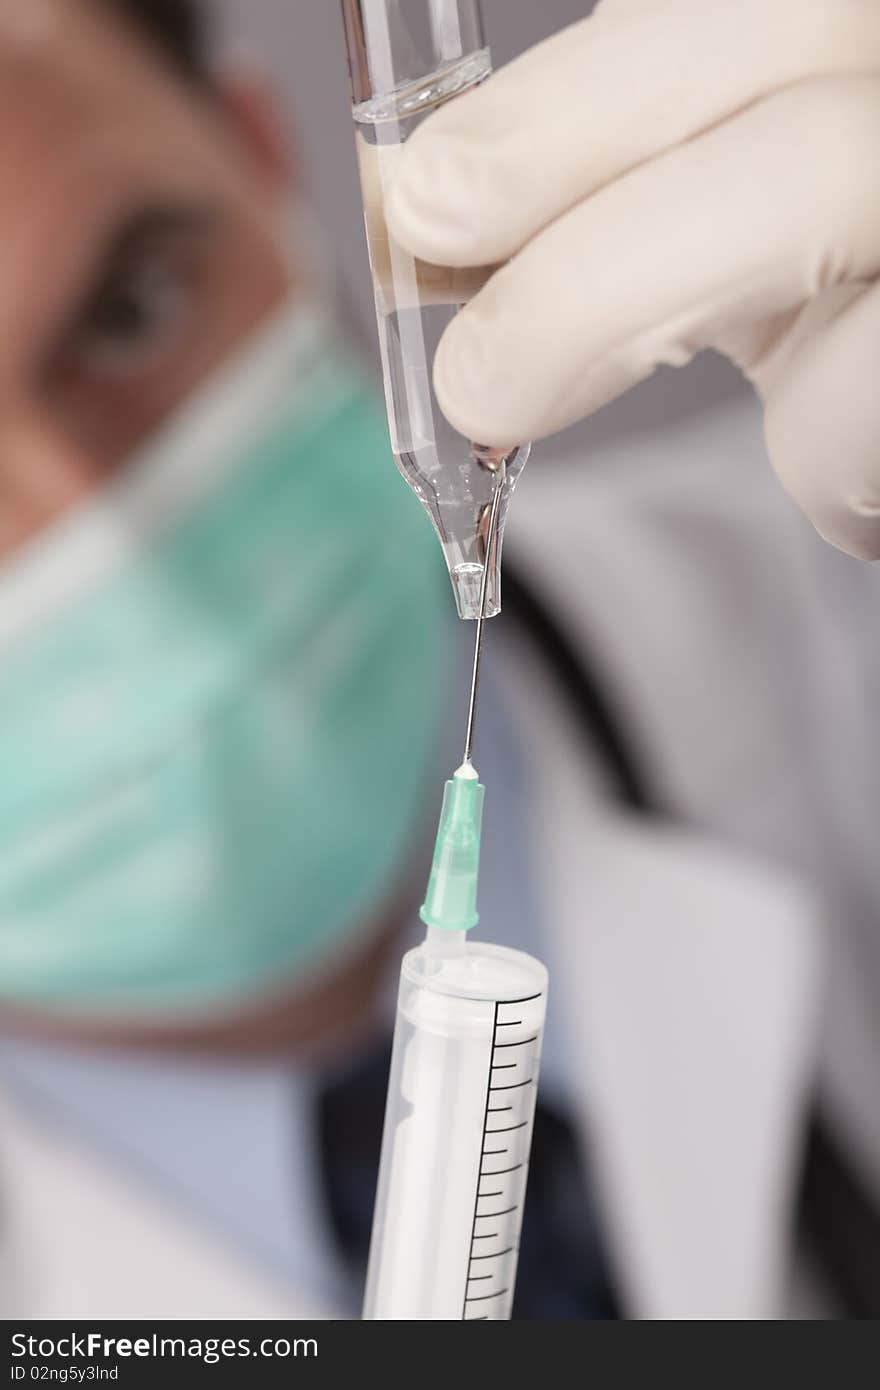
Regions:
[[387, 0, 880, 559]]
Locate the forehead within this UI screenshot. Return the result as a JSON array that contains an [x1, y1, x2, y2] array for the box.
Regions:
[[0, 0, 221, 376], [0, 0, 194, 151]]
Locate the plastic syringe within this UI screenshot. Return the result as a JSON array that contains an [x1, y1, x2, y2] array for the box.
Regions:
[[360, 306, 546, 1317], [363, 763, 548, 1320]]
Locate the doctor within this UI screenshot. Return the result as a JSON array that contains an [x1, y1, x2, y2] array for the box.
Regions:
[[0, 0, 876, 1321]]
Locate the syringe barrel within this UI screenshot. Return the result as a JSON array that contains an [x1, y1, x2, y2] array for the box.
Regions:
[[363, 941, 548, 1320], [341, 1, 486, 105]]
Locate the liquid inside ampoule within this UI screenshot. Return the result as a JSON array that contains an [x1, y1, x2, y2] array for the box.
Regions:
[[353, 51, 529, 620]]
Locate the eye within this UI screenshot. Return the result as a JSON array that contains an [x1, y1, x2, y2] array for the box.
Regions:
[[67, 247, 192, 377]]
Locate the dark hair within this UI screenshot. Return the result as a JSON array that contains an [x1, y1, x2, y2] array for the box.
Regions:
[[105, 0, 207, 82]]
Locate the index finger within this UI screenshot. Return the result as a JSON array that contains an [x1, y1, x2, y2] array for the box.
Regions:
[[387, 0, 880, 267]]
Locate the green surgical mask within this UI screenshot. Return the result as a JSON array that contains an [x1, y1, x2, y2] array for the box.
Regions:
[[0, 303, 452, 1020]]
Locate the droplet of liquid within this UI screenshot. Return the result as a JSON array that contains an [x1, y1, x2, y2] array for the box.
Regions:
[[471, 443, 519, 473]]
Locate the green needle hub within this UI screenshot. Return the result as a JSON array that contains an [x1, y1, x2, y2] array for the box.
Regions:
[[419, 763, 485, 933]]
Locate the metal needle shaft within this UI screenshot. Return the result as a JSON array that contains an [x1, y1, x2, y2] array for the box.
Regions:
[[463, 462, 506, 767]]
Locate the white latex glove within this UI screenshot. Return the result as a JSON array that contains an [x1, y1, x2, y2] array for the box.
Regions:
[[387, 0, 880, 559]]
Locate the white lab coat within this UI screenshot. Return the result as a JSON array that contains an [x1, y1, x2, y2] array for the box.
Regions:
[[0, 357, 875, 1320]]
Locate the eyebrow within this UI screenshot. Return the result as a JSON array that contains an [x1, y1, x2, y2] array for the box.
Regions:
[[43, 200, 223, 364]]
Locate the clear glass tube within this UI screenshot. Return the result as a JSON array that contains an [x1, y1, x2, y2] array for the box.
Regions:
[[341, 0, 531, 620], [363, 941, 547, 1320]]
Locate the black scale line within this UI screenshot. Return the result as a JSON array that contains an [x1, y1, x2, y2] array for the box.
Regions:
[[460, 994, 542, 1319], [462, 1000, 500, 1319]]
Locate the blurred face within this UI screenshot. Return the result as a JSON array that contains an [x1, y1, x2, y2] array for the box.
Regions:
[[0, 0, 412, 1056], [0, 0, 291, 558]]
